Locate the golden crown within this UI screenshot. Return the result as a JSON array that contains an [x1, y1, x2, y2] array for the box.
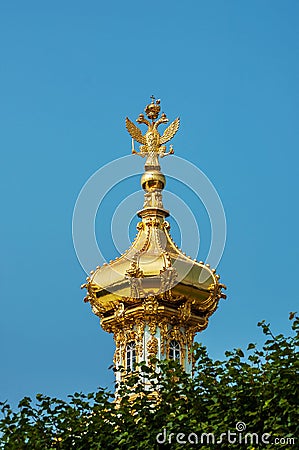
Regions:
[[144, 96, 161, 121]]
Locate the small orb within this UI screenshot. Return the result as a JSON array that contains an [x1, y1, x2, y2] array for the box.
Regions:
[[141, 171, 166, 192]]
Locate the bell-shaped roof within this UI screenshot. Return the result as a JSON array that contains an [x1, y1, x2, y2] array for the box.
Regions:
[[83, 98, 226, 328]]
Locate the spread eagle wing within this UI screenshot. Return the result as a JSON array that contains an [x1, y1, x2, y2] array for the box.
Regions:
[[160, 117, 180, 145], [125, 117, 146, 145]]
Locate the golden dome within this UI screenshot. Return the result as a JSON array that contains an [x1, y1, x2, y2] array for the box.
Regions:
[[86, 216, 224, 307], [83, 211, 226, 334], [83, 99, 226, 335]]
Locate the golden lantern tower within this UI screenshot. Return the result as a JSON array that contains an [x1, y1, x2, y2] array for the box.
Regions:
[[82, 98, 226, 384]]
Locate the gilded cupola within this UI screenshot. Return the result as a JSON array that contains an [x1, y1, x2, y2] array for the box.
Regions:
[[82, 98, 226, 380]]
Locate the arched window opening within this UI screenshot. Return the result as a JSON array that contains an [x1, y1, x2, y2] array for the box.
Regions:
[[126, 341, 136, 371], [169, 339, 180, 361]]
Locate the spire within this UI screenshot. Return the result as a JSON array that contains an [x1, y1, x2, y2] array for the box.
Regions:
[[126, 97, 179, 218], [82, 99, 226, 384]]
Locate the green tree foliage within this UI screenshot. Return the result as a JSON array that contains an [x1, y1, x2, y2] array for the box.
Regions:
[[1, 316, 298, 449]]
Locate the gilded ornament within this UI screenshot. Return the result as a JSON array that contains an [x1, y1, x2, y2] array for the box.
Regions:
[[143, 296, 159, 316], [135, 320, 145, 357], [158, 319, 169, 355], [178, 298, 194, 323], [125, 261, 144, 278], [82, 98, 227, 382], [148, 319, 157, 336], [185, 327, 196, 363], [147, 336, 159, 360], [125, 262, 144, 298], [126, 97, 179, 164], [114, 302, 125, 321], [160, 266, 178, 297]]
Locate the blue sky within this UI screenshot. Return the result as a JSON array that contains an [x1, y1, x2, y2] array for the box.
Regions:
[[1, 1, 298, 406]]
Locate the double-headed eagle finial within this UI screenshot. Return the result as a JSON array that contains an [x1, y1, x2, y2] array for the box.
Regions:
[[126, 97, 180, 158]]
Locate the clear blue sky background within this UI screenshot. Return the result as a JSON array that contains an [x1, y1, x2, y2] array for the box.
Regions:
[[1, 1, 298, 406]]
